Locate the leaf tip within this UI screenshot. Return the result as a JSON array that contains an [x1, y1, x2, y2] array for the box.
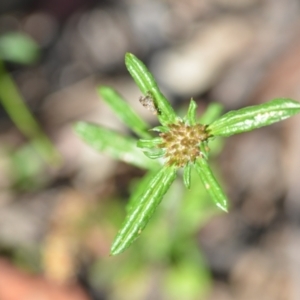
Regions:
[[125, 52, 135, 63], [97, 85, 109, 95], [109, 250, 117, 256], [97, 85, 116, 103], [110, 242, 124, 256], [73, 121, 87, 134], [216, 202, 228, 213]]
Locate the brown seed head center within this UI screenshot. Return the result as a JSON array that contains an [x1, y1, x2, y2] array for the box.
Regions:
[[158, 121, 209, 167]]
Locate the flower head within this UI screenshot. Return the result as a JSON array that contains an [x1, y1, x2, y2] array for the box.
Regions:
[[158, 122, 208, 167]]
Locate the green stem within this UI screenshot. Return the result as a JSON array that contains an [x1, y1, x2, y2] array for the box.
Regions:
[[0, 60, 61, 165]]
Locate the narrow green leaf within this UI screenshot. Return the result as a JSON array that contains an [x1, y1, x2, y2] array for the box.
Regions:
[[74, 122, 159, 170], [137, 137, 165, 160], [125, 53, 177, 126], [208, 98, 300, 137], [125, 53, 155, 95], [199, 142, 210, 160], [199, 102, 223, 124], [183, 163, 192, 189], [126, 168, 160, 213], [184, 99, 197, 125], [110, 166, 177, 255], [194, 158, 228, 212], [137, 137, 163, 149], [141, 148, 165, 159], [98, 86, 151, 139], [150, 125, 169, 133]]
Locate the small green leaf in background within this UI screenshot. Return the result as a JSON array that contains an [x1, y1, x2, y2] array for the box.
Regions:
[[0, 32, 39, 64], [0, 32, 60, 166], [199, 102, 223, 124], [208, 98, 300, 137]]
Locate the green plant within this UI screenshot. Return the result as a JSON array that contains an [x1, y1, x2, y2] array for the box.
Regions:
[[0, 32, 60, 165], [75, 53, 300, 256]]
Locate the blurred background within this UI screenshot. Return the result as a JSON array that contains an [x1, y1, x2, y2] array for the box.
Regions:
[[0, 0, 300, 299]]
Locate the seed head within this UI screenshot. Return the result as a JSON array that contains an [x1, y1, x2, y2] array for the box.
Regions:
[[158, 121, 209, 167]]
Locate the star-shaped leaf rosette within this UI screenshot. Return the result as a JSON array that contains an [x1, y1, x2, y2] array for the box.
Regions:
[[75, 53, 300, 256]]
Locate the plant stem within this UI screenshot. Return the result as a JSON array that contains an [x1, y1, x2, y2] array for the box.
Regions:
[[0, 60, 61, 165]]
